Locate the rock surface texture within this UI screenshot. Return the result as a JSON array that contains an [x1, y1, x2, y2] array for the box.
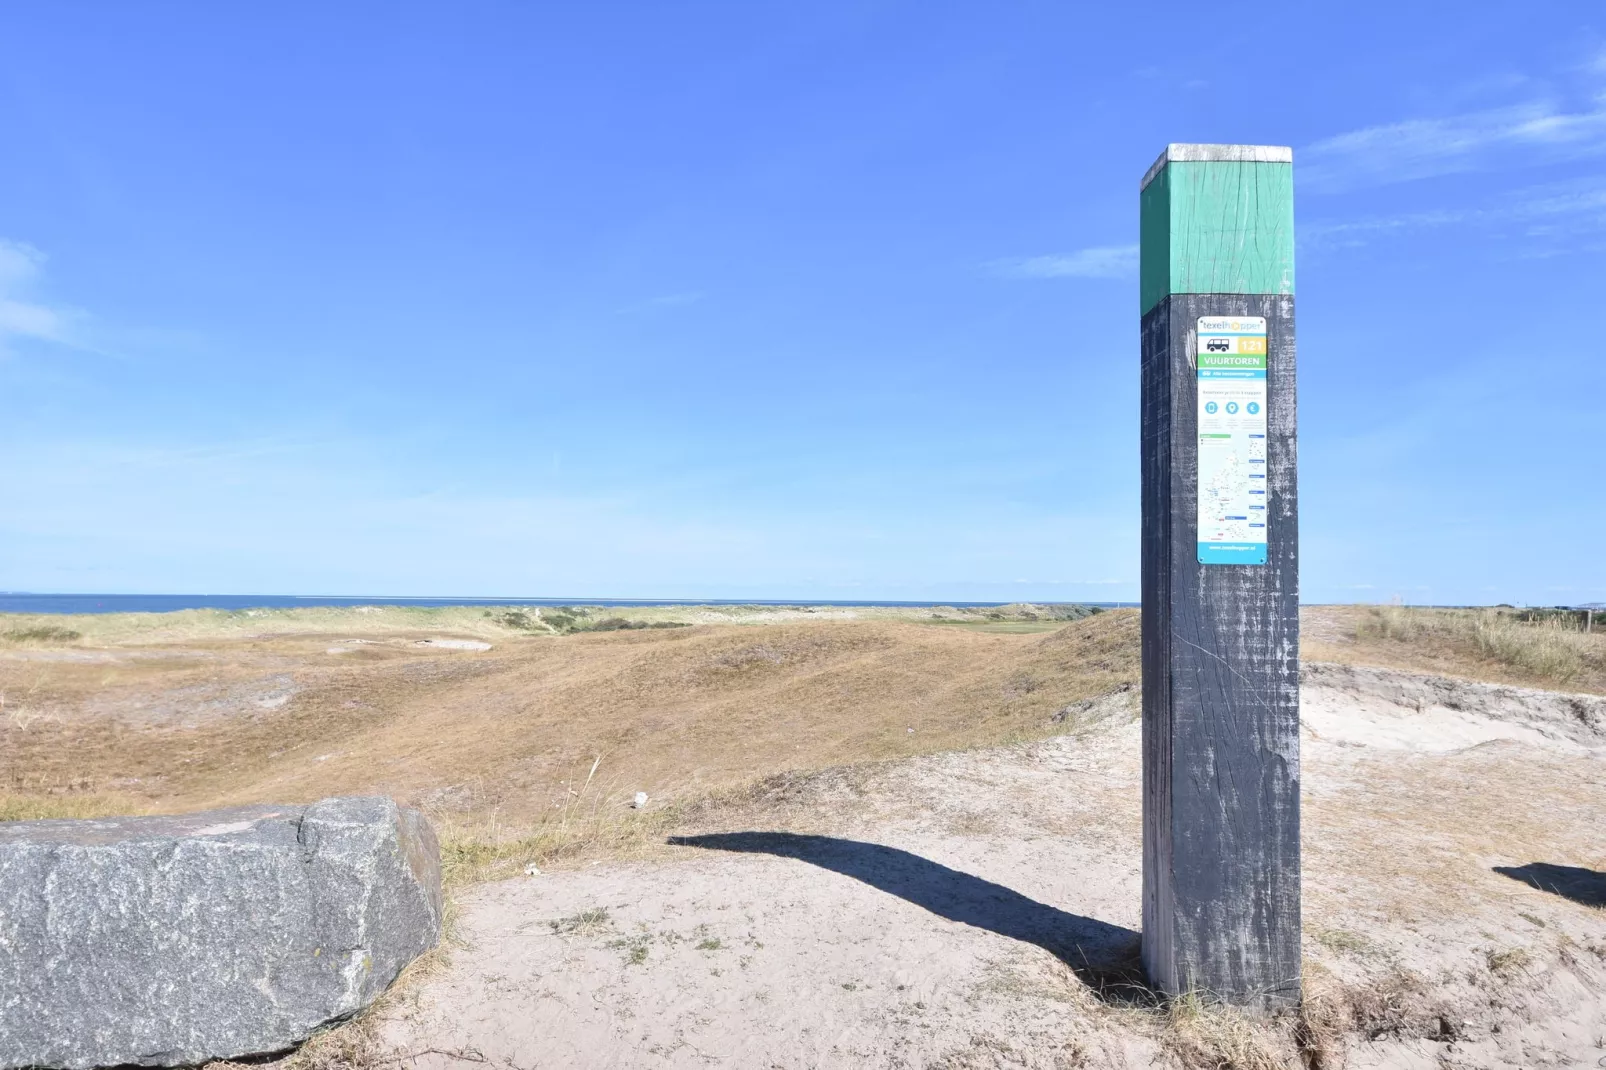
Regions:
[[0, 796, 441, 1069]]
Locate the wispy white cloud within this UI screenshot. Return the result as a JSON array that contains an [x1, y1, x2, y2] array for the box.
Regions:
[[0, 239, 83, 353], [1302, 97, 1606, 192], [1301, 208, 1469, 246], [0, 241, 40, 287], [988, 244, 1138, 280], [1301, 176, 1606, 251]]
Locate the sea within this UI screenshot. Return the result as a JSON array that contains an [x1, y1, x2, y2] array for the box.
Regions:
[[0, 593, 1136, 615]]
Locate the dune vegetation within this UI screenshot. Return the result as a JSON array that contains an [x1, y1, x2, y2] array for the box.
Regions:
[[0, 603, 1133, 876], [1305, 603, 1605, 694], [4, 601, 1603, 1068], [4, 600, 1600, 882]]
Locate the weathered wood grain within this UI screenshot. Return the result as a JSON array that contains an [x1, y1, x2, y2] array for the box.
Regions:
[[1140, 145, 1296, 314], [1140, 292, 1301, 1007]]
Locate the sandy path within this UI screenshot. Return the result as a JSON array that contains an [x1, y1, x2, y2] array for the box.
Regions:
[[381, 672, 1606, 1069], [384, 713, 1150, 1069], [384, 838, 1144, 1068]]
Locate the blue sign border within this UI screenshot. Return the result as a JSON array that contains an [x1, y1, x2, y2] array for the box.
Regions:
[[1198, 541, 1268, 565]]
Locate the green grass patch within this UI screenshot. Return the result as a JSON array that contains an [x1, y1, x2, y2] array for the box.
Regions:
[[2, 625, 81, 643]]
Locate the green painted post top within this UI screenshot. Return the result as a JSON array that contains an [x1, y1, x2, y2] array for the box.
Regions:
[[1140, 144, 1294, 315]]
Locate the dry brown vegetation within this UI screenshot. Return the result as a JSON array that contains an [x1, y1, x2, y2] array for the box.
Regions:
[[5, 600, 1601, 875], [5, 601, 1604, 1067], [0, 604, 1137, 879], [1305, 604, 1606, 694]]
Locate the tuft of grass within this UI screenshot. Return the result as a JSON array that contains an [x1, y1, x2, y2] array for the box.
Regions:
[[1485, 947, 1531, 975], [696, 937, 722, 951], [1294, 968, 1351, 1070], [1313, 927, 1374, 956], [1512, 607, 1598, 630], [219, 1014, 384, 1070], [582, 617, 689, 633], [431, 757, 675, 888], [607, 934, 650, 965], [490, 609, 540, 631], [550, 907, 611, 936], [1, 625, 81, 643], [1162, 992, 1287, 1070], [1344, 970, 1448, 1041], [1471, 615, 1592, 685], [1155, 964, 1470, 1070], [1355, 604, 1422, 642], [1348, 605, 1604, 691], [535, 606, 593, 633]]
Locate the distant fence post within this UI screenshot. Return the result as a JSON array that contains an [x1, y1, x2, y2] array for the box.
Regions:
[[1139, 143, 1300, 1007]]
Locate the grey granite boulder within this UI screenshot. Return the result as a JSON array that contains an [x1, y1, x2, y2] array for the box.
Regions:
[[0, 796, 442, 1069]]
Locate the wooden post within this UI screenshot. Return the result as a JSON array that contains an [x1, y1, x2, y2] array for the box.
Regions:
[[1139, 144, 1300, 1006]]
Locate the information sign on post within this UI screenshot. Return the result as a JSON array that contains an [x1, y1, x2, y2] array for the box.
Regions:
[[1139, 144, 1300, 1006]]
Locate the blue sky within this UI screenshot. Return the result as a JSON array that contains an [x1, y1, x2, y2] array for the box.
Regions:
[[1, 2, 1602, 605]]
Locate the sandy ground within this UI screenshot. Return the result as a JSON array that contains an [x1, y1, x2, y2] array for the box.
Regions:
[[377, 669, 1606, 1069], [4, 607, 1602, 1066]]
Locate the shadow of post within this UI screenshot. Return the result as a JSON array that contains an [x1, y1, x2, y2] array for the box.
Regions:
[[668, 831, 1149, 1003], [1495, 862, 1606, 908]]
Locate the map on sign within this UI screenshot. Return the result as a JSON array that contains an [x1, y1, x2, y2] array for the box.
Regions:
[[1196, 316, 1268, 565]]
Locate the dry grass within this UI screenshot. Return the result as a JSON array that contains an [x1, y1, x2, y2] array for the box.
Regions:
[[0, 792, 145, 823], [1305, 604, 1606, 694], [0, 605, 524, 646], [1161, 992, 1289, 1070], [0, 601, 1098, 647], [7, 601, 1601, 1068], [1311, 928, 1375, 957], [1286, 966, 1461, 1069], [7, 599, 1599, 873], [1293, 968, 1352, 1070], [2, 604, 1146, 1068], [432, 760, 683, 888], [1153, 963, 1473, 1070], [0, 610, 1141, 865]]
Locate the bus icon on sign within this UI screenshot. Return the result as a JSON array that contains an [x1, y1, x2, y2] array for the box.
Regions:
[[1205, 338, 1231, 353]]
